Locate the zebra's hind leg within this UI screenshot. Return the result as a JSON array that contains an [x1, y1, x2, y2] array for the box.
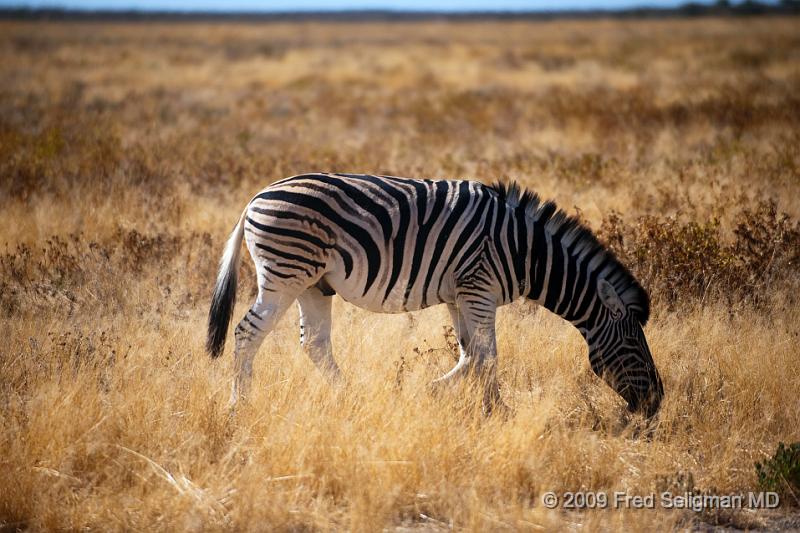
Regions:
[[230, 289, 295, 407], [297, 286, 341, 380]]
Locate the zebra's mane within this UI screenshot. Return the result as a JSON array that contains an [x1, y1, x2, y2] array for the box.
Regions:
[[489, 180, 650, 325]]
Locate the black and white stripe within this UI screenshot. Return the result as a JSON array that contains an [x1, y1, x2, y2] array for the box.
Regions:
[[208, 173, 663, 417]]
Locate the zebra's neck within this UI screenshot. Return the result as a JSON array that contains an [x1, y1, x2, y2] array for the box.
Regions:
[[487, 183, 647, 328], [519, 203, 601, 326]]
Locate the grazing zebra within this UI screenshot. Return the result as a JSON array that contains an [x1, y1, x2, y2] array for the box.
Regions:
[[207, 173, 664, 418]]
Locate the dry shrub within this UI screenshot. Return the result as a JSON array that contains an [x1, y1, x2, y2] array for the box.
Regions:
[[756, 442, 800, 507], [399, 88, 522, 152], [0, 117, 122, 202], [0, 228, 214, 317], [733, 201, 800, 287], [599, 199, 800, 309], [0, 112, 182, 207], [549, 83, 800, 141], [547, 151, 623, 188]]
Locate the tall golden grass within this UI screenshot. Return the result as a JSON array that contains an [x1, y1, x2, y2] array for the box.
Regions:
[[1, 16, 799, 531]]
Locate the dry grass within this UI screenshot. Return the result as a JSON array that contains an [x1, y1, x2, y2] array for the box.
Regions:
[[1, 16, 800, 531]]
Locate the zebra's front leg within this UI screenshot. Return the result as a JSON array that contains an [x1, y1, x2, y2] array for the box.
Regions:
[[297, 287, 341, 380], [433, 300, 504, 414], [450, 295, 505, 413], [432, 303, 472, 385], [462, 305, 503, 414]]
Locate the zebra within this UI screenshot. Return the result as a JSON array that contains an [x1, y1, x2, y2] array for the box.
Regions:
[[207, 173, 664, 418]]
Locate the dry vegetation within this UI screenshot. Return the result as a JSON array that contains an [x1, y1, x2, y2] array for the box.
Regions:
[[1, 16, 799, 531]]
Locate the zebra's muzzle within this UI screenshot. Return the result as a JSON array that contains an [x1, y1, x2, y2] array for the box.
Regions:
[[625, 372, 664, 420]]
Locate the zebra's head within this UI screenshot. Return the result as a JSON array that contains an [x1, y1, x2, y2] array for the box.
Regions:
[[582, 278, 663, 419]]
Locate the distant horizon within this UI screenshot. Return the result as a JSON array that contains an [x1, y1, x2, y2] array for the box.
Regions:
[[0, 0, 778, 14]]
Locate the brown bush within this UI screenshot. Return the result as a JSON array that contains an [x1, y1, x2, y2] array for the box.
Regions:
[[599, 200, 800, 309], [0, 228, 215, 317], [0, 117, 124, 202]]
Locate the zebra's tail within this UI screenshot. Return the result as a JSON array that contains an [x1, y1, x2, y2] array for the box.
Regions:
[[207, 208, 247, 358]]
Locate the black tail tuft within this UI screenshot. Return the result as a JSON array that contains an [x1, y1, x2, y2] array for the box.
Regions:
[[206, 210, 246, 358], [206, 266, 238, 358]]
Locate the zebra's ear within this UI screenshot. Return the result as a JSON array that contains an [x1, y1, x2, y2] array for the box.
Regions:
[[598, 279, 626, 320]]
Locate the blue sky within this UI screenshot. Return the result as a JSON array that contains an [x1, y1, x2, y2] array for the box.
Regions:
[[0, 0, 737, 12]]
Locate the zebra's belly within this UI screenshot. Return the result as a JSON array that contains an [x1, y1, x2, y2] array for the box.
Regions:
[[321, 266, 456, 313]]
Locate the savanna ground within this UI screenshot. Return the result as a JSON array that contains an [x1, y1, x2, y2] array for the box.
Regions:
[[1, 15, 800, 531]]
